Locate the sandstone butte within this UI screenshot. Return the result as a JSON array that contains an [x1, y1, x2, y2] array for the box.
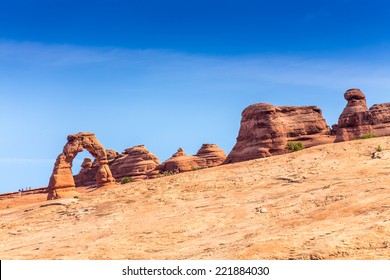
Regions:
[[225, 104, 334, 163], [1, 136, 389, 260]]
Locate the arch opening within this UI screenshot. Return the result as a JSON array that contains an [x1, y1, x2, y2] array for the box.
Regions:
[[72, 150, 91, 175]]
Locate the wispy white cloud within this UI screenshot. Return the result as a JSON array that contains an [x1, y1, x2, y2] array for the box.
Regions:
[[1, 39, 390, 94]]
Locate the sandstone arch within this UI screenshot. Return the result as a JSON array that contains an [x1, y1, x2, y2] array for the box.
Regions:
[[47, 132, 116, 200]]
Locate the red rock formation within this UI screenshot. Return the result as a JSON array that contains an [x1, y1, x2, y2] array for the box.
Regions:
[[106, 149, 120, 164], [157, 148, 207, 173], [225, 103, 333, 163], [47, 132, 116, 200], [335, 89, 390, 141], [196, 144, 226, 167], [335, 89, 373, 142], [74, 146, 160, 185], [75, 143, 226, 182], [109, 145, 160, 181], [369, 103, 390, 137]]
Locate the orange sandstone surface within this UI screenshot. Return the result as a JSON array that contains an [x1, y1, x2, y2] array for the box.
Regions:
[[0, 137, 389, 260]]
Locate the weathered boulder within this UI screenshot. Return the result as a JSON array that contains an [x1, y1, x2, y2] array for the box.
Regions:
[[196, 144, 227, 167], [335, 89, 373, 142], [47, 132, 116, 200], [109, 145, 160, 181], [156, 148, 207, 174], [225, 103, 333, 163]]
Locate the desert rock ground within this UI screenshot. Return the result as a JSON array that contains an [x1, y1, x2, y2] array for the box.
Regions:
[[1, 137, 389, 260]]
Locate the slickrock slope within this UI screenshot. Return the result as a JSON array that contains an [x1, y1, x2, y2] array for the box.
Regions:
[[156, 148, 207, 174], [225, 103, 334, 163], [1, 137, 389, 260], [195, 144, 226, 167], [109, 145, 160, 181]]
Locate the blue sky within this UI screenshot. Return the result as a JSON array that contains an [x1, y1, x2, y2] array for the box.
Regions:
[[1, 0, 390, 193]]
